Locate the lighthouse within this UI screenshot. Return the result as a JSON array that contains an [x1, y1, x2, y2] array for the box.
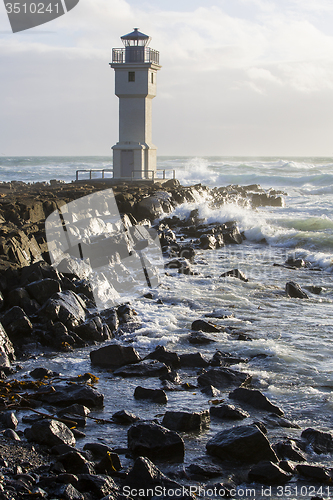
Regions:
[[110, 28, 161, 180]]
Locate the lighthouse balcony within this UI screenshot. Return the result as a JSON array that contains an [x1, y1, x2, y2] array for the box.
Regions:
[[112, 47, 159, 65]]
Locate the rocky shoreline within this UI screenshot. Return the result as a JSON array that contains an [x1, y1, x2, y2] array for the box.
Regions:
[[0, 179, 329, 500]]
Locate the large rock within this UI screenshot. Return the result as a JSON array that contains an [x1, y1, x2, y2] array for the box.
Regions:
[[58, 451, 95, 475], [162, 410, 210, 432], [206, 425, 278, 464], [76, 474, 118, 497], [135, 192, 173, 221], [128, 422, 185, 460], [36, 384, 104, 408], [296, 464, 331, 481], [285, 281, 309, 299], [197, 368, 251, 389], [145, 345, 180, 368], [248, 461, 292, 484], [1, 306, 33, 341], [229, 387, 284, 416], [220, 269, 248, 282], [0, 322, 15, 367], [90, 344, 140, 369], [75, 316, 111, 342], [125, 456, 188, 494], [179, 352, 209, 368], [191, 319, 221, 333], [274, 440, 306, 462], [24, 419, 76, 447], [301, 427, 333, 454], [113, 360, 169, 378], [42, 290, 87, 328], [26, 278, 61, 305]]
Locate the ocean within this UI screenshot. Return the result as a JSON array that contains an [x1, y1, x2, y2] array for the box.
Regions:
[[1, 156, 333, 494]]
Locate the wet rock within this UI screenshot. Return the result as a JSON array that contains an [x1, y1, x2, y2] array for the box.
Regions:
[[1, 306, 33, 341], [114, 359, 170, 378], [57, 404, 90, 417], [112, 410, 140, 424], [186, 460, 222, 479], [95, 451, 121, 475], [199, 234, 216, 250], [296, 464, 331, 482], [251, 193, 284, 208], [2, 428, 20, 441], [26, 278, 61, 304], [52, 483, 84, 500], [75, 316, 111, 342], [24, 419, 76, 447], [165, 258, 193, 275], [305, 285, 323, 295], [135, 192, 173, 221], [162, 410, 210, 432], [229, 387, 284, 416], [248, 461, 292, 484], [125, 456, 187, 494], [189, 331, 216, 344], [0, 411, 18, 430], [83, 442, 113, 459], [76, 474, 118, 497], [285, 281, 309, 299], [58, 451, 95, 475], [41, 290, 87, 328], [201, 385, 221, 397], [100, 308, 119, 333], [198, 367, 251, 389], [285, 256, 306, 268], [0, 323, 15, 367], [128, 422, 185, 460], [179, 352, 209, 368], [209, 350, 248, 366], [220, 269, 248, 282], [134, 386, 168, 404], [90, 344, 141, 369], [210, 404, 249, 420], [30, 367, 56, 379], [274, 440, 306, 462], [145, 345, 180, 368], [264, 413, 300, 429], [301, 428, 333, 454], [7, 287, 40, 316], [221, 222, 243, 244], [206, 424, 278, 464], [191, 319, 221, 333], [37, 384, 104, 408]]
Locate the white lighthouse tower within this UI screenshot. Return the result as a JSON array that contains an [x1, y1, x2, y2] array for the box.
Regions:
[[110, 28, 161, 180]]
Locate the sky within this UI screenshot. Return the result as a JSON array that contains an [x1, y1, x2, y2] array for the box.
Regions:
[[1, 0, 333, 156]]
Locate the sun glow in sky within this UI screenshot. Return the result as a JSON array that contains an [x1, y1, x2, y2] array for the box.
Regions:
[[1, 0, 333, 156]]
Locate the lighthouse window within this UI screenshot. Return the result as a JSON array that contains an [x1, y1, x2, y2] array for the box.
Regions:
[[151, 73, 154, 84], [128, 71, 135, 82]]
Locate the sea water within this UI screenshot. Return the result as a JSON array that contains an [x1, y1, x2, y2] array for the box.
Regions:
[[1, 156, 333, 482]]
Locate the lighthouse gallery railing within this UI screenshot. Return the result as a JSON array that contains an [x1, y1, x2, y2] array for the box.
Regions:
[[112, 47, 160, 65]]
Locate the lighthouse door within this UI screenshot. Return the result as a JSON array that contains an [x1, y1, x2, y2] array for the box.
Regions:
[[121, 150, 134, 178]]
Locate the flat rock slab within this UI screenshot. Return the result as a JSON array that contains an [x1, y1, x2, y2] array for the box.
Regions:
[[128, 422, 185, 461], [191, 319, 221, 333], [198, 367, 251, 389], [24, 419, 76, 447], [162, 410, 210, 432], [134, 386, 168, 404], [301, 427, 333, 454], [248, 461, 292, 484], [179, 352, 209, 368], [113, 360, 170, 378], [296, 464, 331, 481], [206, 424, 278, 464], [145, 346, 180, 368], [36, 384, 104, 408], [90, 344, 141, 369], [229, 387, 284, 416]]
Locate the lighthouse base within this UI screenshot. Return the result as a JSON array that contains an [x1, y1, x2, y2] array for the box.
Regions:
[[112, 143, 157, 180]]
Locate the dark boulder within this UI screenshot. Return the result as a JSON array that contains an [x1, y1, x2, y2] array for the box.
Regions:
[[37, 384, 104, 408], [274, 440, 306, 462], [0, 323, 15, 367], [201, 385, 221, 397], [41, 290, 87, 328], [165, 258, 193, 275], [199, 234, 216, 250], [1, 306, 33, 341], [76, 474, 118, 497], [112, 409, 139, 424], [191, 319, 221, 333], [90, 344, 141, 369], [145, 345, 180, 368], [189, 331, 216, 344], [186, 460, 222, 479], [285, 281, 309, 299], [162, 410, 210, 432], [222, 222, 243, 244], [209, 350, 248, 366], [128, 422, 185, 460], [30, 367, 56, 379], [210, 404, 249, 420], [26, 278, 61, 304], [83, 442, 113, 459], [296, 464, 331, 481], [198, 368, 251, 389], [58, 451, 95, 475], [134, 386, 168, 404], [24, 419, 76, 447], [248, 461, 292, 484], [206, 424, 278, 464], [75, 316, 111, 342], [95, 451, 121, 475], [51, 484, 84, 500], [100, 308, 119, 333], [113, 359, 170, 378], [220, 269, 248, 282], [229, 387, 284, 416], [301, 428, 333, 454], [179, 352, 209, 368], [0, 411, 18, 430]]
